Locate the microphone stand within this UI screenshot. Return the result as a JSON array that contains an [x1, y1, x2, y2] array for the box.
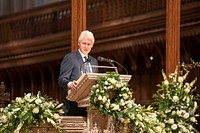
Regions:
[[97, 56, 128, 75], [109, 62, 118, 74], [112, 61, 128, 75]]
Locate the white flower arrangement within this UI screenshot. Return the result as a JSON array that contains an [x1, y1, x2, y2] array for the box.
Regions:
[[90, 72, 164, 132], [153, 68, 200, 133], [0, 91, 64, 133]]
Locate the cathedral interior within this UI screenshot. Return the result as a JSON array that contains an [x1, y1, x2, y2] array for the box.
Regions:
[[0, 0, 200, 129]]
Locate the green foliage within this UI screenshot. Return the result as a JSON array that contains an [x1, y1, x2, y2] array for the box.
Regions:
[[0, 92, 64, 133], [90, 72, 164, 133], [153, 68, 200, 133]]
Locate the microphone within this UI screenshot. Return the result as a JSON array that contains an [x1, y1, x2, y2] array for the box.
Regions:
[[97, 56, 128, 75], [97, 56, 114, 63]]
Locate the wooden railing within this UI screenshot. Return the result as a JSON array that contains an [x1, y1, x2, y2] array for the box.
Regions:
[[0, 1, 71, 44], [0, 0, 199, 44], [87, 0, 165, 26]]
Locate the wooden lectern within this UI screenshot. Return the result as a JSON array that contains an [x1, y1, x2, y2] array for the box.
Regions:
[[66, 73, 132, 132]]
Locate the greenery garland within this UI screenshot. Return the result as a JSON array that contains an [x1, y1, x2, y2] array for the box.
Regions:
[[90, 72, 164, 132], [90, 72, 133, 118]]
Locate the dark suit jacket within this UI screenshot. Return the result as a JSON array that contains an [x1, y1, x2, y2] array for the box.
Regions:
[[58, 50, 98, 116]]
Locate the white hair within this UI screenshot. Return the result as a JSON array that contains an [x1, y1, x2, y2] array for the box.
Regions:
[[78, 30, 95, 44]]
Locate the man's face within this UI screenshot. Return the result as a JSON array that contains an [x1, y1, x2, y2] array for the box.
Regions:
[[78, 37, 94, 55]]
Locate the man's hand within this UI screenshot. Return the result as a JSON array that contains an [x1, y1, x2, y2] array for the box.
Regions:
[[68, 81, 78, 91]]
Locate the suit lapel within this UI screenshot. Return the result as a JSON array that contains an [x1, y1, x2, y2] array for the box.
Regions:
[[76, 51, 84, 64], [88, 55, 94, 64]]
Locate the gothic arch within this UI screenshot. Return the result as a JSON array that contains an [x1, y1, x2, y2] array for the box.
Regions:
[[135, 46, 151, 72], [135, 50, 146, 74], [3, 69, 13, 99], [54, 60, 64, 102], [23, 66, 33, 94], [180, 39, 190, 63], [32, 64, 43, 95], [43, 62, 55, 98], [155, 42, 165, 67], [112, 48, 129, 74], [126, 47, 138, 72], [12, 67, 23, 97]]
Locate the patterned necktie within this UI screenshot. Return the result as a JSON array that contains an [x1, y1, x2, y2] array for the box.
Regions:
[[84, 56, 88, 62], [84, 56, 91, 73]]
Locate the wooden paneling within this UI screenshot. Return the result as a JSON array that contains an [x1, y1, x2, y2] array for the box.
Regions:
[[71, 0, 86, 52], [166, 0, 180, 76]]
